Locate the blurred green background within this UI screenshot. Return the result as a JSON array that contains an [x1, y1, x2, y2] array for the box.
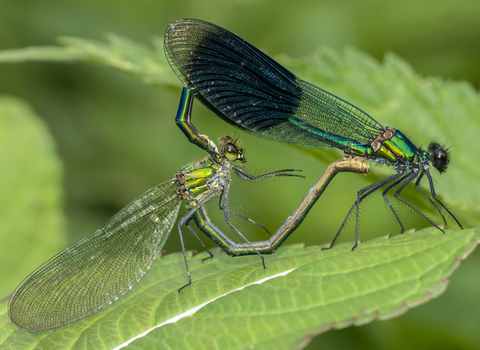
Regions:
[[1, 0, 479, 349]]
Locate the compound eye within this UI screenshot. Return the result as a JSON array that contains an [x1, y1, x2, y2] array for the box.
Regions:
[[223, 142, 239, 161], [433, 148, 448, 173]]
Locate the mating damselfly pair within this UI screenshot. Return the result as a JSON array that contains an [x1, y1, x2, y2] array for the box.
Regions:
[[8, 18, 461, 332]]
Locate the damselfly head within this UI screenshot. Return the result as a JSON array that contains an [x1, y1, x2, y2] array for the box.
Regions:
[[428, 142, 450, 173], [219, 136, 246, 163]]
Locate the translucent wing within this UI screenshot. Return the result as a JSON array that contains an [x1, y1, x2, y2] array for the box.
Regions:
[[165, 18, 382, 149], [9, 180, 182, 332]]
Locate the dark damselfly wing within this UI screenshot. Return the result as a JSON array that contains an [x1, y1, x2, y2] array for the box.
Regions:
[[165, 18, 382, 149]]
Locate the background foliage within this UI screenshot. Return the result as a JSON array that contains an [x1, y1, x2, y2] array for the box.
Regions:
[[1, 1, 479, 349]]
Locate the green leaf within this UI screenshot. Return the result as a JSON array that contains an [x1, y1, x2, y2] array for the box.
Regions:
[[0, 35, 177, 86], [0, 95, 64, 298], [0, 227, 477, 349], [57, 34, 179, 87], [0, 46, 82, 63]]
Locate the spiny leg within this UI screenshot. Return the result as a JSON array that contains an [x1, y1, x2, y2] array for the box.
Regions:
[[414, 171, 447, 225], [176, 222, 192, 293], [177, 189, 223, 292], [232, 166, 304, 180], [227, 210, 273, 236], [393, 170, 445, 232], [220, 174, 266, 268], [424, 169, 463, 229], [324, 186, 377, 250], [226, 166, 305, 237], [323, 172, 405, 251], [185, 216, 214, 261], [382, 172, 412, 233]]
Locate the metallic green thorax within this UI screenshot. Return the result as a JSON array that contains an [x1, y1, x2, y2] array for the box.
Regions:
[[177, 160, 223, 210], [345, 128, 423, 168]]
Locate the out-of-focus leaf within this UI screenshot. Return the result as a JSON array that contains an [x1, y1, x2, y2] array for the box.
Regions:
[[0, 95, 64, 298], [57, 34, 178, 87], [0, 46, 82, 63]]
